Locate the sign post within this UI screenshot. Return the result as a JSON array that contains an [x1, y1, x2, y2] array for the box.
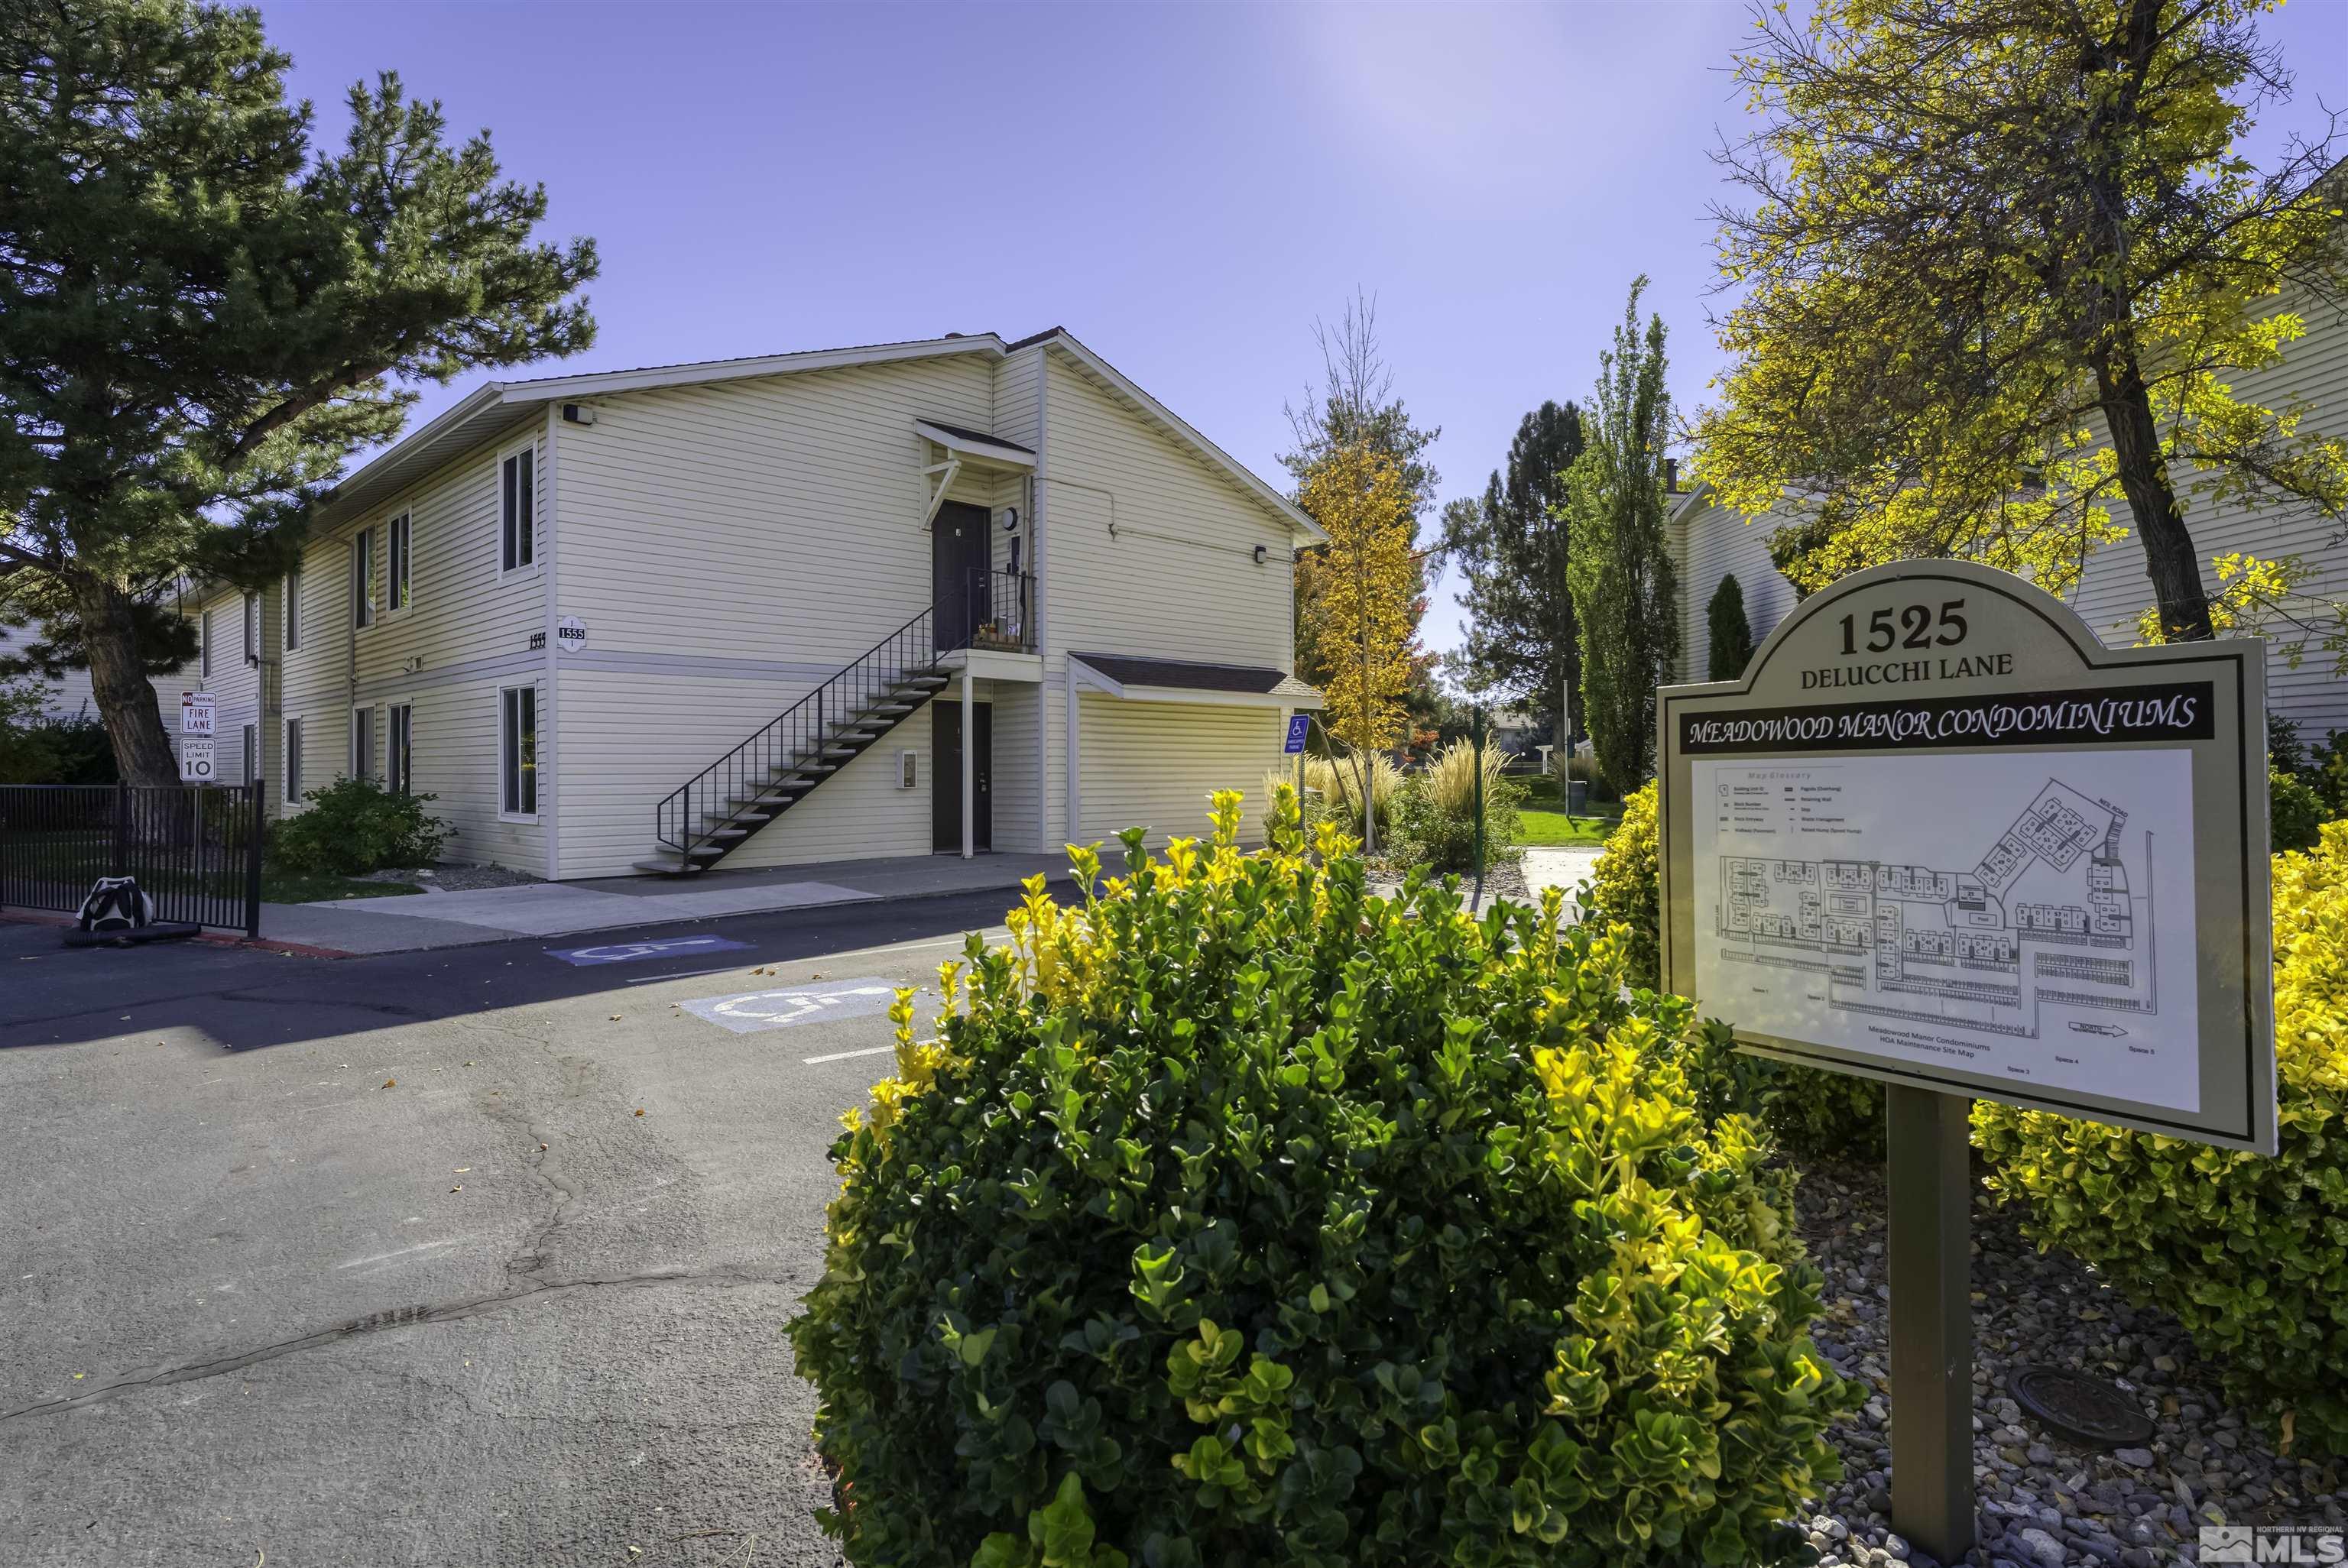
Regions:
[[1656, 561, 2276, 1563]]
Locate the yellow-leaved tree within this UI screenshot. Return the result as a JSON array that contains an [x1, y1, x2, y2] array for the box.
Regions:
[[1298, 439, 1416, 850], [1696, 0, 2348, 650]]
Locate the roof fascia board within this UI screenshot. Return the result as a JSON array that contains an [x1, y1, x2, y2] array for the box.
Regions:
[[916, 420, 1036, 469], [1037, 335, 1328, 544], [498, 335, 1006, 403]]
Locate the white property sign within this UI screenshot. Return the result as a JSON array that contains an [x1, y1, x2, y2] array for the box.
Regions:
[[180, 690, 216, 737], [178, 737, 217, 783], [1657, 560, 2276, 1154]]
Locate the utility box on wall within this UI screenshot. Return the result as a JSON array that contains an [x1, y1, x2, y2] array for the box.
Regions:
[[897, 750, 918, 790]]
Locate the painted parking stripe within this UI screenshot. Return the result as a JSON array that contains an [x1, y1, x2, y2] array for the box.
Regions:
[[802, 1044, 900, 1066], [679, 977, 903, 1035], [546, 935, 754, 967]]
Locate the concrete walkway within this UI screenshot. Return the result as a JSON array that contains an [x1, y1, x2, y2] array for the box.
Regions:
[[260, 851, 1075, 954], [1522, 844, 1607, 922]]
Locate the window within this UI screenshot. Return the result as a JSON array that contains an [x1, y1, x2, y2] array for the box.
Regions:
[[351, 706, 375, 779], [351, 529, 375, 628], [284, 717, 303, 803], [388, 512, 412, 612], [500, 685, 537, 817], [284, 568, 302, 651], [500, 447, 534, 572], [388, 704, 413, 795], [242, 723, 257, 786], [200, 608, 212, 677], [242, 593, 258, 660]]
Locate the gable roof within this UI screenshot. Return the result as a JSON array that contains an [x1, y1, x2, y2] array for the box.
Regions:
[[314, 329, 1322, 542]]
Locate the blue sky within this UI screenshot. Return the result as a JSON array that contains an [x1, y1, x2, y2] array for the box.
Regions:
[[256, 0, 2348, 660]]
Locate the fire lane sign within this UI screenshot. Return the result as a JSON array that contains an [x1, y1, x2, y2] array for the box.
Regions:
[[1657, 559, 2276, 1155], [180, 690, 215, 737]]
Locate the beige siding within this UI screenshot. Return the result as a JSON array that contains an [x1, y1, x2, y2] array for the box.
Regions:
[[554, 667, 932, 876], [0, 619, 180, 737], [547, 353, 1005, 875], [276, 423, 548, 873], [1672, 494, 1802, 684], [1034, 351, 1299, 847], [2062, 300, 2348, 740], [1075, 696, 1283, 847]]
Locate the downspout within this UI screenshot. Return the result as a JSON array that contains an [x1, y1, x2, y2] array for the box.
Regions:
[[1033, 349, 1059, 851], [541, 405, 561, 882]]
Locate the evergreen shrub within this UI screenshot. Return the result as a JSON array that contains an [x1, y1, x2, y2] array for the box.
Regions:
[[271, 774, 449, 875], [1973, 823, 2348, 1456], [790, 789, 1853, 1568]]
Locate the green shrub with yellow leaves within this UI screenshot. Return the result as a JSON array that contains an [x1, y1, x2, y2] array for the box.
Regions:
[[1576, 781, 1884, 1161], [1973, 822, 2348, 1456], [787, 787, 1853, 1568]]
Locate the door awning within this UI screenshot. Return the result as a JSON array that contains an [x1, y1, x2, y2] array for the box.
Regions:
[[916, 419, 1035, 470], [1071, 653, 1324, 710]]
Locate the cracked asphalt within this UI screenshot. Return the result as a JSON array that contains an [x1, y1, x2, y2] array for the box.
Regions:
[[0, 889, 1051, 1567]]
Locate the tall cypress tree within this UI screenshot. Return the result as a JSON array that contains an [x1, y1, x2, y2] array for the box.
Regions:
[[1564, 279, 1678, 792], [0, 1, 597, 784], [1706, 573, 1756, 681], [1443, 400, 1584, 747]]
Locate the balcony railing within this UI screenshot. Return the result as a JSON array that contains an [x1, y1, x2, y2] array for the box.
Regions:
[[965, 567, 1034, 653]]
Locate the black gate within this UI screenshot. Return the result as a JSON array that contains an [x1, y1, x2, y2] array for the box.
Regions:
[[0, 783, 265, 938]]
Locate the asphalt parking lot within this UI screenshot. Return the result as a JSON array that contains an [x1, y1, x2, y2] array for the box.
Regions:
[[0, 889, 1049, 1567]]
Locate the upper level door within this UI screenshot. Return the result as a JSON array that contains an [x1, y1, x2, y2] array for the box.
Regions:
[[933, 501, 991, 651]]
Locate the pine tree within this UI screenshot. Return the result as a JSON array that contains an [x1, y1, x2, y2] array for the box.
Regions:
[[1564, 280, 1678, 793], [1442, 400, 1585, 749], [0, 1, 598, 783], [1706, 573, 1756, 681]]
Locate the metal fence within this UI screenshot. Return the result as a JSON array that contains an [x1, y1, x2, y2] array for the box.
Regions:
[[0, 782, 264, 937]]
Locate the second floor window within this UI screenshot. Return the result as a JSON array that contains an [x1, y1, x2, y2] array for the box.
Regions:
[[284, 568, 302, 651], [199, 608, 212, 677], [352, 529, 374, 628], [388, 512, 412, 611], [242, 593, 258, 660], [501, 448, 534, 572]]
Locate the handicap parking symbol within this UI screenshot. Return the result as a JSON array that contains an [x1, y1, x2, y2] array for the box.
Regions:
[[679, 977, 903, 1035]]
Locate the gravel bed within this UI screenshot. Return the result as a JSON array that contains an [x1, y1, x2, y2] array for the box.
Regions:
[[356, 862, 543, 893], [1364, 854, 1532, 909], [1793, 1159, 2344, 1566]]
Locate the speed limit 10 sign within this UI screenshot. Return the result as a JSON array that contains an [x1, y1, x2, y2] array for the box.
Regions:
[[178, 738, 217, 783]]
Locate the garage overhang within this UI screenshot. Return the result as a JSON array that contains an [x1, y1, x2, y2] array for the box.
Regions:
[[1069, 653, 1324, 711]]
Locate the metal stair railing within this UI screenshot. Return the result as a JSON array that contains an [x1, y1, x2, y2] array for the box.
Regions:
[[654, 603, 943, 861]]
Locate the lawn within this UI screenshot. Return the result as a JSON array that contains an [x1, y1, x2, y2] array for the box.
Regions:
[[261, 867, 425, 902], [1518, 807, 1623, 847]]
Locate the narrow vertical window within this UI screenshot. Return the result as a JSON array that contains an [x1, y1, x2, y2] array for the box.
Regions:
[[284, 568, 302, 651], [284, 717, 303, 803], [501, 685, 537, 816], [388, 513, 411, 611], [242, 723, 256, 786], [389, 704, 413, 795], [352, 528, 375, 628], [352, 706, 375, 779], [200, 608, 212, 677], [501, 448, 534, 572], [243, 593, 258, 660]]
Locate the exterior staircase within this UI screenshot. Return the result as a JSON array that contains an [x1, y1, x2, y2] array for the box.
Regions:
[[636, 604, 952, 876]]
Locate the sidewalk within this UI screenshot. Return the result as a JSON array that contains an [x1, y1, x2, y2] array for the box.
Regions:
[[257, 851, 1075, 955], [1522, 844, 1606, 921]]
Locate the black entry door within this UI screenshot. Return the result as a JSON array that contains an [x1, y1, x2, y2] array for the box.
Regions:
[[933, 501, 992, 650], [932, 700, 993, 852]]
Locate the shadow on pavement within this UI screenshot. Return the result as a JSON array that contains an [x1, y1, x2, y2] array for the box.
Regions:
[[0, 884, 1069, 1054]]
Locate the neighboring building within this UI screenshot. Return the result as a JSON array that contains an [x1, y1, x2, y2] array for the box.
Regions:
[[11, 329, 1327, 878], [1669, 293, 2348, 740]]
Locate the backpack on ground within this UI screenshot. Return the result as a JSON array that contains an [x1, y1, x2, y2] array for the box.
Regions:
[[77, 876, 155, 934]]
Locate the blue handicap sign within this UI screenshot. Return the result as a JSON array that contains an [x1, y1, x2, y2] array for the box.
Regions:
[[1283, 714, 1311, 754], [546, 934, 753, 967]]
